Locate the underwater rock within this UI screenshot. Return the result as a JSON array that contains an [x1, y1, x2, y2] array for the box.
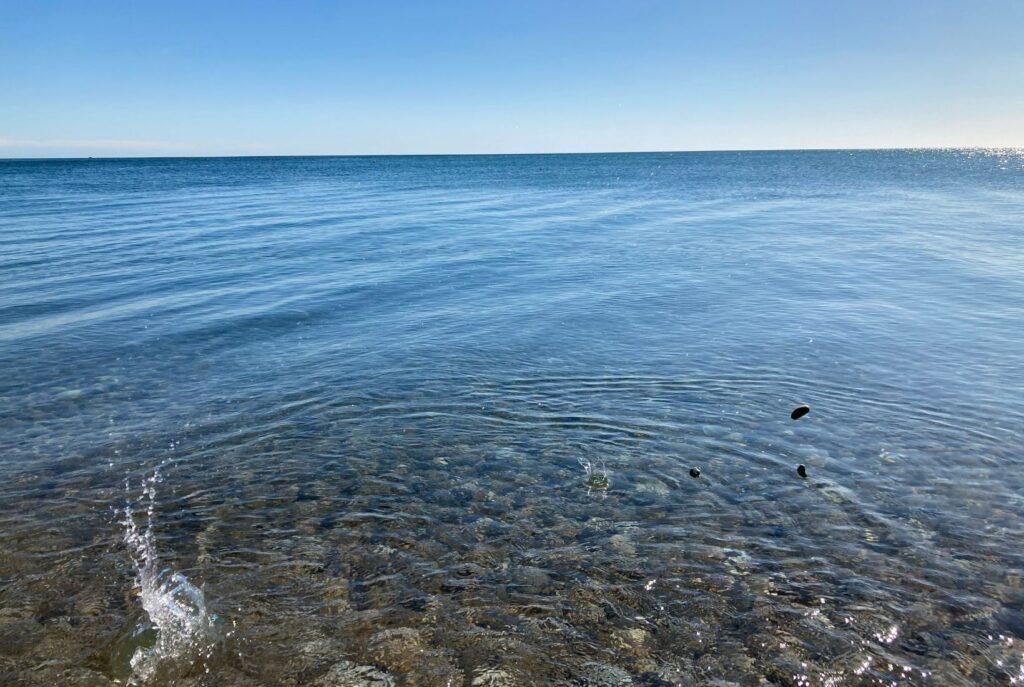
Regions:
[[317, 660, 396, 687], [637, 662, 697, 686], [628, 490, 658, 507], [368, 627, 424, 674], [790, 405, 811, 420], [568, 602, 605, 626], [574, 661, 634, 686], [512, 565, 552, 594], [471, 667, 517, 686], [442, 486, 474, 507], [695, 644, 757, 684], [634, 479, 671, 498], [55, 388, 84, 401], [613, 627, 650, 657], [299, 637, 336, 657], [407, 652, 465, 687], [609, 533, 637, 557], [722, 548, 754, 576], [0, 619, 42, 654], [471, 514, 507, 542]]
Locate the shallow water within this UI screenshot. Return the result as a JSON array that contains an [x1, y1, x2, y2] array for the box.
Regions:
[[1, 150, 1023, 686]]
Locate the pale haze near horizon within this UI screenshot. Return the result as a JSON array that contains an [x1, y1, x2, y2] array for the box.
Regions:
[[1, 0, 1022, 158]]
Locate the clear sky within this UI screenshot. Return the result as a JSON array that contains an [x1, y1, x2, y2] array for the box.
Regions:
[[2, 0, 1023, 157]]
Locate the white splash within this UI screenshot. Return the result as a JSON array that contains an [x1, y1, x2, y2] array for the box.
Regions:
[[123, 469, 218, 683], [577, 456, 610, 493]]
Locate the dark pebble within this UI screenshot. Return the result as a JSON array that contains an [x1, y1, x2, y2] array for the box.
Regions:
[[689, 467, 701, 478], [797, 464, 807, 478], [790, 404, 811, 420]]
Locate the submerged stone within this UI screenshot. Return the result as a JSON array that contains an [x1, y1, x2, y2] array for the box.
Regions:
[[317, 661, 395, 687], [471, 667, 516, 686]]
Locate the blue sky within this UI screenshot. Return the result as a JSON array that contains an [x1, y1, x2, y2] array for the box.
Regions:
[[1, 0, 1022, 157]]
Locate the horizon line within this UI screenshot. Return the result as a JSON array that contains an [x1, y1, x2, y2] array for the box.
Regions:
[[2, 145, 1022, 162]]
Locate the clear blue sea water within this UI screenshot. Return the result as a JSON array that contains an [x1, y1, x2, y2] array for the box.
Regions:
[[1, 150, 1023, 685]]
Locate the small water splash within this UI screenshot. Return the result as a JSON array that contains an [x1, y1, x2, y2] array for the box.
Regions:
[[578, 456, 610, 493], [121, 468, 218, 684]]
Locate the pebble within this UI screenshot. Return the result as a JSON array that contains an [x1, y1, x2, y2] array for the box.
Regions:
[[471, 668, 516, 687], [791, 404, 811, 420], [689, 467, 701, 478], [317, 660, 395, 687], [609, 533, 637, 557], [797, 464, 807, 478]]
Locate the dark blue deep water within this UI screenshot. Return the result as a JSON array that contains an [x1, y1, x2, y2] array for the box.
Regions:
[[1, 150, 1023, 686]]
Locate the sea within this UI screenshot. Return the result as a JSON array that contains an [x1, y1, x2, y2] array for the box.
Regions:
[[1, 150, 1022, 686]]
